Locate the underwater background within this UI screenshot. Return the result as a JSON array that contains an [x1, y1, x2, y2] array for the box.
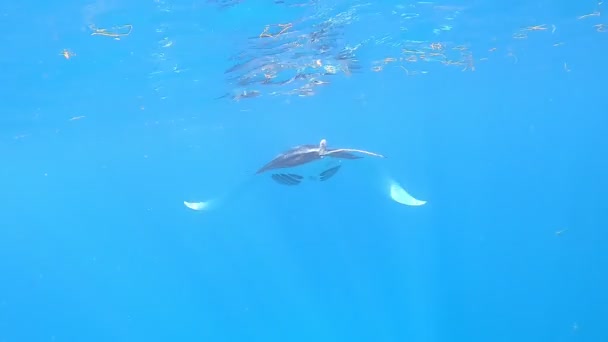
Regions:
[[1, 0, 607, 341]]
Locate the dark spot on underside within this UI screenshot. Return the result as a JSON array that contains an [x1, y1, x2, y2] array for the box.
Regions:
[[270, 165, 342, 186], [319, 165, 341, 181], [271, 173, 303, 185]]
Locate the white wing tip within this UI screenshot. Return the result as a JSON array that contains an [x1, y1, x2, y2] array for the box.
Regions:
[[389, 181, 427, 207], [184, 201, 209, 211]]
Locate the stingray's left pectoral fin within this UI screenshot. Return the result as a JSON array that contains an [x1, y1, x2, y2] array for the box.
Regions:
[[184, 200, 214, 211], [388, 180, 427, 206], [327, 151, 363, 160]]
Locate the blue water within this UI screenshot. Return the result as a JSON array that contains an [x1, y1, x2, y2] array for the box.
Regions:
[[1, 0, 607, 341]]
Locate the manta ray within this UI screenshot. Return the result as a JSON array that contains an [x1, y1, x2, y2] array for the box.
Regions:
[[184, 139, 426, 211]]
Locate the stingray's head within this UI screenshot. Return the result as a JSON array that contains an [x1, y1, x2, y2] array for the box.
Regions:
[[319, 139, 327, 155]]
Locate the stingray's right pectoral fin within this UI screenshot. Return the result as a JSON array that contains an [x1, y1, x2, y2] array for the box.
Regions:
[[388, 179, 427, 206]]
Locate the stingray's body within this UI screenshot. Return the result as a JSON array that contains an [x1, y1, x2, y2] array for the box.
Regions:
[[255, 142, 365, 185], [183, 139, 426, 212]]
